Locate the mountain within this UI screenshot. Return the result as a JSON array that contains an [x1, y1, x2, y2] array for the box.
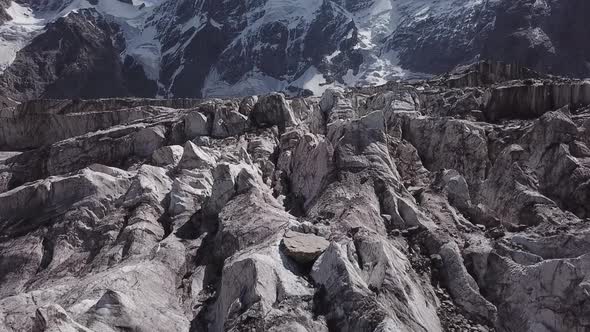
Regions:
[[2, 62, 590, 331], [0, 0, 588, 105]]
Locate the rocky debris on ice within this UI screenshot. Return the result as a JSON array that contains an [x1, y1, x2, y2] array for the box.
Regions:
[[1, 64, 590, 332]]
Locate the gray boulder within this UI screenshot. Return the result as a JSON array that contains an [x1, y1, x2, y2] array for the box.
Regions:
[[281, 230, 329, 264]]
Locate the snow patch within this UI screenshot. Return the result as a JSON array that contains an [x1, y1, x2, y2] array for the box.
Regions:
[[291, 66, 335, 95], [0, 2, 46, 73], [204, 66, 340, 98], [203, 68, 289, 98]]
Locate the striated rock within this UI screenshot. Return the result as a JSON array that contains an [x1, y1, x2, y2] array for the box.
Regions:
[[0, 104, 172, 150], [439, 243, 497, 323], [484, 252, 590, 332], [443, 61, 543, 88], [320, 88, 355, 124], [276, 130, 334, 210], [401, 115, 490, 194], [215, 187, 293, 259], [485, 80, 590, 121], [0, 166, 130, 226], [311, 239, 442, 332], [210, 244, 318, 332], [168, 169, 212, 217], [238, 96, 258, 116]]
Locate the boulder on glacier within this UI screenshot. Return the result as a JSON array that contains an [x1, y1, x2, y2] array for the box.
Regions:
[[281, 230, 329, 264]]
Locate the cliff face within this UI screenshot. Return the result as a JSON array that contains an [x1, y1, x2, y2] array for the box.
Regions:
[[1, 63, 590, 332]]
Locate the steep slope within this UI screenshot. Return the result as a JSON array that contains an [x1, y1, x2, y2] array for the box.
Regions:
[[143, 0, 383, 97], [482, 0, 590, 76], [391, 0, 590, 77], [1, 63, 590, 331], [388, 0, 501, 73]]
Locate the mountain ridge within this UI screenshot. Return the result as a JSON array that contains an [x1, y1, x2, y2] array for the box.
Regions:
[[0, 0, 588, 104]]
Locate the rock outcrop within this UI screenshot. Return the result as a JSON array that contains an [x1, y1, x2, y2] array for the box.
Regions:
[[2, 65, 590, 332]]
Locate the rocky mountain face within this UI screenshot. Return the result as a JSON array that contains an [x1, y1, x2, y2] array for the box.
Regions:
[[0, 9, 155, 103], [390, 0, 590, 77], [0, 0, 589, 106], [482, 0, 590, 77], [1, 62, 590, 331]]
